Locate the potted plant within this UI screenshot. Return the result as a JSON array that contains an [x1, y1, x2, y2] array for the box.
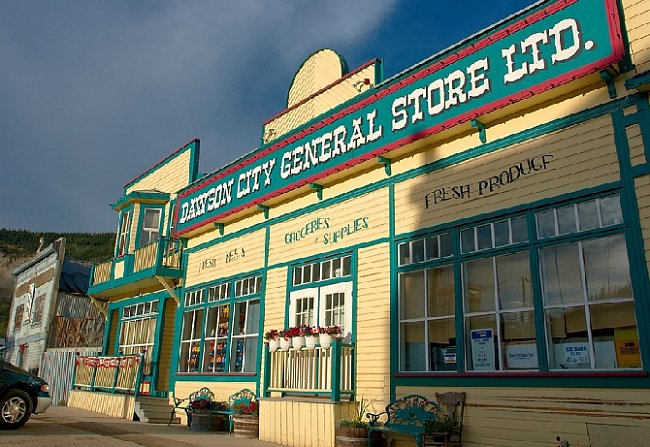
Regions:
[[304, 326, 319, 349], [264, 329, 280, 351], [189, 399, 228, 432], [278, 329, 291, 351], [336, 398, 381, 447], [232, 400, 260, 438], [289, 325, 306, 349], [424, 415, 457, 445], [318, 325, 341, 349]]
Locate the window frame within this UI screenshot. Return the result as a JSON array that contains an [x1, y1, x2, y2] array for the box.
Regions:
[[137, 205, 164, 248], [396, 191, 642, 376], [116, 207, 133, 257], [177, 273, 263, 375]]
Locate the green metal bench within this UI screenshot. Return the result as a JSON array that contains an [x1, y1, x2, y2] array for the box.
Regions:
[[366, 394, 440, 447], [214, 388, 258, 435], [169, 387, 220, 429]]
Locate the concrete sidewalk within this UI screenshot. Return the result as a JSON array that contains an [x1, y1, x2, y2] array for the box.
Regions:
[[5, 405, 284, 447]]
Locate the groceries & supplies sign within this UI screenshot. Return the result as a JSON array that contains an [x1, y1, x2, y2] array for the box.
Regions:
[[174, 0, 624, 236]]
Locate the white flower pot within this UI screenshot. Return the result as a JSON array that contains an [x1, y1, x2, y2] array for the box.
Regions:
[[305, 335, 318, 350], [319, 333, 332, 349], [291, 336, 305, 350], [268, 339, 280, 352], [280, 338, 291, 351]]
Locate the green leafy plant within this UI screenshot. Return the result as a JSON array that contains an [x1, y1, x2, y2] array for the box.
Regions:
[[424, 415, 457, 434], [339, 398, 370, 428]]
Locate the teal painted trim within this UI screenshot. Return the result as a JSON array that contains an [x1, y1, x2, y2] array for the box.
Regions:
[[636, 97, 650, 164], [114, 307, 124, 355], [87, 262, 183, 296], [625, 71, 650, 91], [111, 191, 169, 212], [189, 139, 200, 184], [374, 58, 384, 86], [310, 183, 323, 201], [471, 119, 487, 143], [600, 70, 617, 99], [174, 374, 257, 383], [134, 204, 165, 249], [378, 156, 392, 176], [258, 204, 269, 219], [527, 208, 549, 372], [452, 231, 464, 373], [150, 295, 167, 392], [123, 139, 199, 191], [393, 373, 649, 389], [388, 184, 398, 401], [184, 96, 640, 259], [351, 250, 358, 344], [256, 226, 271, 396], [101, 307, 113, 354], [330, 340, 341, 402], [611, 106, 650, 371], [182, 269, 265, 295]]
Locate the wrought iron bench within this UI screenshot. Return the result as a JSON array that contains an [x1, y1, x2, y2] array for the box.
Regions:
[[168, 386, 221, 429], [366, 394, 440, 447], [213, 388, 258, 435]]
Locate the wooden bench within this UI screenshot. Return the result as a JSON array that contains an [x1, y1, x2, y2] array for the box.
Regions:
[[214, 388, 258, 435], [366, 394, 440, 447]]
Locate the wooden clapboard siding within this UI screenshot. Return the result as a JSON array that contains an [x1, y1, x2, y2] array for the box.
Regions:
[[355, 243, 391, 412], [395, 115, 619, 235], [184, 229, 265, 287], [68, 390, 135, 419], [260, 267, 288, 392], [624, 0, 650, 73], [268, 189, 389, 266], [396, 386, 650, 447], [627, 123, 645, 166], [126, 149, 192, 196], [156, 298, 176, 391], [127, 203, 141, 253], [260, 399, 356, 447]]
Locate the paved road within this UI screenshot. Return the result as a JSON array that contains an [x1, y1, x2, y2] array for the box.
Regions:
[[1, 406, 280, 447]]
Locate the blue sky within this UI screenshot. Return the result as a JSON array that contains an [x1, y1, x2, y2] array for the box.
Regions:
[[0, 0, 538, 233]]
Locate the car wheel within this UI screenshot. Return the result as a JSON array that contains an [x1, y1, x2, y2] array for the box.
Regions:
[[0, 389, 32, 429]]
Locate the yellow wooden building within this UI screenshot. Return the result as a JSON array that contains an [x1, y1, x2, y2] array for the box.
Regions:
[[72, 0, 650, 445]]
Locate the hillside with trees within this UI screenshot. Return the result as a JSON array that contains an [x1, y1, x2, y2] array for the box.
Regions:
[[0, 229, 115, 337]]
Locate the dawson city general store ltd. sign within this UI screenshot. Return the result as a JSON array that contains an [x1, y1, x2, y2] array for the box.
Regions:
[[174, 0, 624, 236]]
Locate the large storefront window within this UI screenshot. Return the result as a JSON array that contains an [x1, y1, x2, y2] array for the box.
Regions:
[[178, 274, 262, 374], [397, 193, 642, 373]]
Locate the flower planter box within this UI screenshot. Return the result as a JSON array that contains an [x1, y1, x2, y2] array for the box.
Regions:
[[233, 414, 259, 438]]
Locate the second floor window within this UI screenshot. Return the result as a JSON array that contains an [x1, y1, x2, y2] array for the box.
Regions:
[[117, 210, 132, 256], [140, 208, 162, 247]]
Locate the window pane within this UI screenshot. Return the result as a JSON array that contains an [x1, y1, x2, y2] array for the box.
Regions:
[[293, 268, 302, 286], [461, 228, 475, 253], [496, 252, 533, 310], [412, 239, 425, 263], [246, 301, 260, 334], [439, 233, 453, 257], [427, 265, 454, 317], [400, 321, 426, 371], [600, 195, 623, 226], [333, 258, 342, 277], [536, 209, 556, 238], [540, 243, 584, 306], [399, 243, 410, 265], [583, 235, 633, 301], [578, 200, 599, 231], [511, 216, 528, 243], [546, 306, 590, 370], [477, 224, 492, 250], [144, 209, 161, 228], [590, 302, 640, 369], [501, 311, 538, 370], [494, 220, 510, 247], [428, 319, 456, 371], [557, 205, 577, 235], [303, 265, 312, 283], [342, 256, 351, 276], [465, 315, 498, 371], [463, 258, 495, 313], [425, 237, 439, 260], [400, 272, 425, 319], [322, 261, 331, 280], [313, 262, 322, 281]]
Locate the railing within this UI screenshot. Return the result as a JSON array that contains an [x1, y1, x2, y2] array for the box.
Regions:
[[92, 261, 112, 285], [264, 341, 354, 401], [72, 354, 145, 396], [90, 237, 183, 287]]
